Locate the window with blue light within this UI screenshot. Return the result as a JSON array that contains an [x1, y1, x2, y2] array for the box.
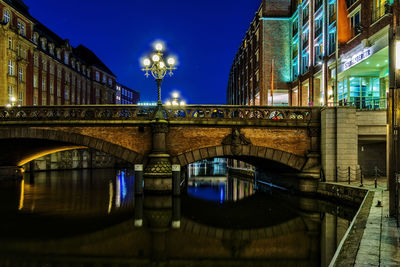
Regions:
[[301, 53, 309, 74]]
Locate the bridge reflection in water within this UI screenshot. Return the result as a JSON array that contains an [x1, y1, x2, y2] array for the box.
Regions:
[[0, 163, 357, 267]]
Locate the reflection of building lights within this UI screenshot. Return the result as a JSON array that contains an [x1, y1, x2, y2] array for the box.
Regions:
[[18, 179, 24, 211], [108, 181, 113, 214], [396, 41, 400, 70]]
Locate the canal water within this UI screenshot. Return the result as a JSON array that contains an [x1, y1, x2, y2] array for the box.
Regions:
[[0, 160, 358, 267]]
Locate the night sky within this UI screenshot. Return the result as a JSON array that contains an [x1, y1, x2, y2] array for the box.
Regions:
[[23, 0, 262, 104]]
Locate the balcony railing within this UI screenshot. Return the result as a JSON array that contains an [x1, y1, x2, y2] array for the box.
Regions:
[[336, 98, 387, 110]]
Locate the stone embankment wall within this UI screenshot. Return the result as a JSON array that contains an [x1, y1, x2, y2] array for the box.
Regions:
[[321, 107, 387, 182]]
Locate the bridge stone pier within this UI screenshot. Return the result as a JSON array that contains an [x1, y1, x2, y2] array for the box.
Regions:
[[0, 105, 321, 192]]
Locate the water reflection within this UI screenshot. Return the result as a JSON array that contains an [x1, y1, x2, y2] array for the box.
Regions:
[[0, 162, 358, 267], [187, 159, 255, 202], [17, 169, 135, 216]]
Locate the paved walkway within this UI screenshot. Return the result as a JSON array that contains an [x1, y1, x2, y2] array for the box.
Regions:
[[340, 178, 400, 266]]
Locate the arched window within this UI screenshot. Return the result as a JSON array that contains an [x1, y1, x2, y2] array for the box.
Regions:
[[33, 33, 38, 44], [3, 10, 10, 23]]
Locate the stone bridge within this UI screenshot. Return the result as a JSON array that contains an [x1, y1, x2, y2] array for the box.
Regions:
[[0, 105, 321, 192]]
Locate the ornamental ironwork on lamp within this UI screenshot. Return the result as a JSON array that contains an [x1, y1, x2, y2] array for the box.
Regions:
[[141, 42, 177, 106]]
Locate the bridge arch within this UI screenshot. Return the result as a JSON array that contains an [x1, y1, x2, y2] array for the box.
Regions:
[[0, 127, 143, 166], [171, 144, 307, 171]]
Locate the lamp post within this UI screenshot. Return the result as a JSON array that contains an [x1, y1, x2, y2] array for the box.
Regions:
[[141, 42, 178, 193], [142, 43, 177, 106]]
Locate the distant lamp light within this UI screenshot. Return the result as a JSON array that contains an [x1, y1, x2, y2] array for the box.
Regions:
[[155, 43, 164, 51], [172, 100, 178, 106], [152, 54, 160, 62], [143, 58, 151, 66], [159, 61, 165, 68], [396, 41, 400, 70], [167, 57, 176, 66], [10, 97, 16, 102], [5, 104, 11, 108], [180, 100, 186, 106], [166, 101, 172, 106], [172, 92, 179, 99]]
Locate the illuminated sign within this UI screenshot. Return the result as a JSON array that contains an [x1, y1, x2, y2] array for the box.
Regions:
[[396, 41, 400, 70], [138, 102, 157, 106], [344, 48, 372, 70]]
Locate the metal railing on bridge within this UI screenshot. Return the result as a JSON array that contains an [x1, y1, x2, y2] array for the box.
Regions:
[[0, 105, 319, 125]]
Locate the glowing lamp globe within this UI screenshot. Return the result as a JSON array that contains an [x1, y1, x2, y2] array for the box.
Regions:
[[155, 43, 163, 51], [152, 54, 160, 62], [143, 58, 151, 66], [167, 57, 176, 66]]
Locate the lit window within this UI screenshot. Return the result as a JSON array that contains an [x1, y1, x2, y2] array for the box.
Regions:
[[33, 75, 38, 88], [64, 52, 69, 64], [49, 45, 54, 55], [17, 21, 26, 36], [102, 75, 106, 84], [34, 55, 39, 67], [350, 11, 361, 37], [33, 33, 38, 44], [108, 78, 112, 86], [57, 83, 61, 96], [50, 81, 54, 94], [42, 78, 46, 92], [8, 37, 12, 49], [42, 59, 47, 71], [18, 91, 23, 106], [96, 71, 100, 81], [41, 39, 46, 50], [8, 60, 14, 75], [18, 67, 23, 82], [42, 98, 46, 106], [4, 10, 10, 23], [57, 50, 61, 60], [8, 86, 14, 100], [33, 96, 38, 106]]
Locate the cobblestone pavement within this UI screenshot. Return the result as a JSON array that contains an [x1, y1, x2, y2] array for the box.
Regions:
[[339, 178, 400, 267]]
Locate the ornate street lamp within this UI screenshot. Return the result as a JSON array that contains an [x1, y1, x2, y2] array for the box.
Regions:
[[142, 42, 177, 106], [165, 91, 186, 106]]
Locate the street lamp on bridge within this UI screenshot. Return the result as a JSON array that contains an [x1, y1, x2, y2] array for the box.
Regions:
[[141, 42, 177, 106]]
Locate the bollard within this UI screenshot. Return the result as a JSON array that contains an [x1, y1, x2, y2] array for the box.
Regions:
[[134, 164, 144, 195], [348, 166, 351, 185], [172, 165, 181, 196], [374, 167, 378, 189], [134, 196, 143, 227], [360, 169, 364, 187]]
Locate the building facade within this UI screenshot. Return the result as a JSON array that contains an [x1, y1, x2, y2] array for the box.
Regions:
[[116, 83, 139, 104], [0, 0, 137, 171], [227, 0, 400, 109], [0, 0, 117, 107]]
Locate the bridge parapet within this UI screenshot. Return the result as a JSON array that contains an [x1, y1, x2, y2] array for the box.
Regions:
[[0, 105, 320, 127]]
